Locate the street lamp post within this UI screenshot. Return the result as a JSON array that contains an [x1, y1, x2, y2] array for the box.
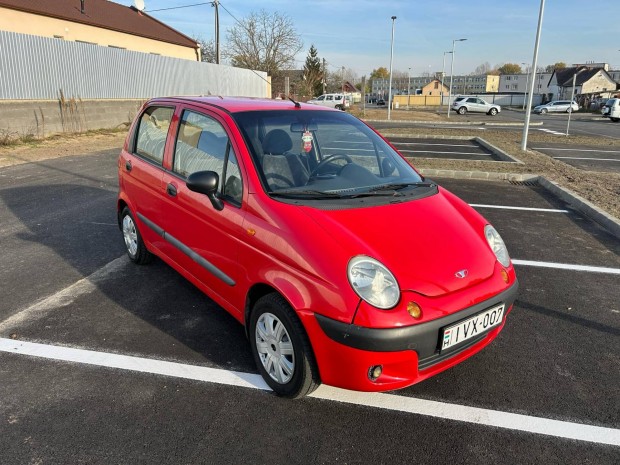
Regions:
[[447, 38, 467, 117], [387, 15, 397, 120], [407, 67, 411, 110], [441, 51, 452, 107], [566, 68, 585, 136], [521, 0, 546, 151]]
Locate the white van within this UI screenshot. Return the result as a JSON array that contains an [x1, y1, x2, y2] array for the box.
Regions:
[[601, 98, 620, 122], [307, 94, 350, 110]]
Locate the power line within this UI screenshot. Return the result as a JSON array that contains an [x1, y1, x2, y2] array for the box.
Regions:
[[147, 2, 212, 13]]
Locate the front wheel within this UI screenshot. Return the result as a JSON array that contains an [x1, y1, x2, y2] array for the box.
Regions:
[[566, 108, 573, 113], [488, 108, 498, 116], [249, 293, 320, 398], [120, 207, 152, 264], [540, 108, 548, 114], [457, 106, 467, 115]]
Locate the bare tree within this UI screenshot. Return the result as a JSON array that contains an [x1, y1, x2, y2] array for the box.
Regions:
[[472, 62, 492, 75], [226, 10, 303, 76], [195, 37, 218, 64]]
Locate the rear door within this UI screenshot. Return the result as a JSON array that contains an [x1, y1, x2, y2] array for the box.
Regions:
[[159, 106, 247, 313], [119, 105, 175, 251]]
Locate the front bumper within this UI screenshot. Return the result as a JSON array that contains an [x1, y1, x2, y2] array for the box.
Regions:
[[308, 281, 518, 391]]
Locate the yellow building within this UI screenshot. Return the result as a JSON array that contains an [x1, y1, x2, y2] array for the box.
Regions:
[[0, 0, 200, 61]]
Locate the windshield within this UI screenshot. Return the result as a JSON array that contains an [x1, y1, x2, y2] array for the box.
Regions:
[[232, 110, 424, 197]]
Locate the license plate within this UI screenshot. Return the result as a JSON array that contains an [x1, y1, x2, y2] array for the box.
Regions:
[[440, 304, 505, 352]]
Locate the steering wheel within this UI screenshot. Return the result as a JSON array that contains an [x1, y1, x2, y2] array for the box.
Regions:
[[308, 154, 353, 179]]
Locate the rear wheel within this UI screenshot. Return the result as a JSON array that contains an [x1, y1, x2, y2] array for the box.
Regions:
[[488, 108, 498, 116], [121, 207, 152, 264], [249, 293, 320, 398], [457, 106, 467, 115], [612, 118, 620, 123]]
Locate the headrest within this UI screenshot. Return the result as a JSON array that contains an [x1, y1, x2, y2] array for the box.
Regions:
[[262, 129, 293, 155]]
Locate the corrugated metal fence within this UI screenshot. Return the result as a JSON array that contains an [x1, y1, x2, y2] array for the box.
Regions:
[[0, 31, 269, 100]]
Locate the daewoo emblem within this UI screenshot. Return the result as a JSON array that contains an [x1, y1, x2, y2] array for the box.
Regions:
[[455, 269, 468, 279]]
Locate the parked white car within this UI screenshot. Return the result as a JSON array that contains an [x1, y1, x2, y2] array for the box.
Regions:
[[601, 98, 620, 122], [533, 100, 579, 114], [451, 96, 501, 116], [307, 94, 350, 110]]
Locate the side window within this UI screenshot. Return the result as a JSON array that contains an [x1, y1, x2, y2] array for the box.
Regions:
[[466, 98, 477, 103], [134, 106, 174, 164], [173, 110, 243, 204], [326, 95, 334, 101], [316, 95, 325, 101]]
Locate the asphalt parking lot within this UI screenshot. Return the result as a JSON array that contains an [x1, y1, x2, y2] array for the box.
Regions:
[[529, 142, 620, 174], [0, 150, 619, 464], [387, 137, 503, 161]]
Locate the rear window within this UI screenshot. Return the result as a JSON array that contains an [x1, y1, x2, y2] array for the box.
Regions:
[[134, 106, 174, 165]]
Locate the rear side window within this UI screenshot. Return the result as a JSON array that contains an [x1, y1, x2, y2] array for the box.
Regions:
[[173, 110, 243, 205], [134, 106, 174, 165]]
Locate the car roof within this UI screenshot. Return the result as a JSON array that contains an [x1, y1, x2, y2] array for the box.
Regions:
[[145, 96, 335, 113]]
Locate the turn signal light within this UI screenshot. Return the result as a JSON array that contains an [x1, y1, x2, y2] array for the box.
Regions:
[[407, 301, 422, 319], [500, 269, 509, 284]]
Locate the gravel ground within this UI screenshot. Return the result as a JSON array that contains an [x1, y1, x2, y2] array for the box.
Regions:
[[1, 113, 618, 221]]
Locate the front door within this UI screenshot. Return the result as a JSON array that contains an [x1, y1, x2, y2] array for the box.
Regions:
[[159, 108, 247, 313]]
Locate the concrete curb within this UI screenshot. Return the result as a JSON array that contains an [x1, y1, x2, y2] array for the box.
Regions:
[[418, 169, 537, 182], [475, 138, 524, 164], [536, 177, 620, 240], [419, 168, 620, 240]]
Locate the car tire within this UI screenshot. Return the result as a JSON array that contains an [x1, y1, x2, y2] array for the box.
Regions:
[[488, 108, 498, 116], [612, 118, 619, 123], [249, 293, 320, 398], [566, 108, 573, 113], [120, 207, 153, 264], [457, 106, 467, 115], [540, 108, 548, 114]]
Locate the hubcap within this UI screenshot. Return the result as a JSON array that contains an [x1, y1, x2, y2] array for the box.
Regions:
[[122, 214, 138, 257], [255, 313, 294, 384]]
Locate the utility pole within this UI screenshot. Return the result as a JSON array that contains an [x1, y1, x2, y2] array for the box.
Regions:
[[322, 58, 327, 94], [341, 66, 345, 93], [213, 0, 220, 64], [387, 16, 397, 121]]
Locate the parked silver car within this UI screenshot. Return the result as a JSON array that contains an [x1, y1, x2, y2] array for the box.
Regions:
[[451, 96, 501, 116], [533, 100, 579, 114]]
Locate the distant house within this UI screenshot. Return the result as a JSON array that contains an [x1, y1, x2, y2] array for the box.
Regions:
[[422, 79, 449, 96], [547, 66, 618, 99], [0, 0, 200, 60]]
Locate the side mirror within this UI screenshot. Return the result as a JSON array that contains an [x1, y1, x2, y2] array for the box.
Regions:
[[187, 170, 224, 211]]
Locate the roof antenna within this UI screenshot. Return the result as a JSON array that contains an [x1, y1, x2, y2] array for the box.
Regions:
[[288, 96, 301, 108]]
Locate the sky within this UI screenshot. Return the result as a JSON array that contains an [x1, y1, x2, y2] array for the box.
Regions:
[[114, 0, 619, 78]]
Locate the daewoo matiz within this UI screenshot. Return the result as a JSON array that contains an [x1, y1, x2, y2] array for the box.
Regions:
[[118, 97, 518, 398]]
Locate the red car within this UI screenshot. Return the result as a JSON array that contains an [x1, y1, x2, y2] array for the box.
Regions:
[[118, 97, 518, 398]]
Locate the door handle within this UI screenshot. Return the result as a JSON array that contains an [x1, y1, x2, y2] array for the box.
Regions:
[[166, 183, 177, 197], [125, 160, 132, 172]]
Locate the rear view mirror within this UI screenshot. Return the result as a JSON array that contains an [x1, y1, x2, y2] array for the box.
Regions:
[[290, 122, 318, 133]]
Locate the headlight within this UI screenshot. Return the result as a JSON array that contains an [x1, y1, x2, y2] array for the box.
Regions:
[[347, 256, 400, 309], [485, 225, 511, 267]]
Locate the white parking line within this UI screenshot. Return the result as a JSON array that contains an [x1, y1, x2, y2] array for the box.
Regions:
[[399, 150, 490, 156], [512, 260, 620, 275], [394, 143, 475, 147], [553, 157, 620, 162], [469, 204, 569, 213], [1, 337, 618, 447], [532, 147, 620, 154]]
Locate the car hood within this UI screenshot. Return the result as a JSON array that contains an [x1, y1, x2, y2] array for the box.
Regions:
[[299, 189, 497, 297]]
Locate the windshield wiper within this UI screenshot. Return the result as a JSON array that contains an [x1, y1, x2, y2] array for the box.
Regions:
[[269, 189, 344, 199], [367, 181, 435, 192]]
